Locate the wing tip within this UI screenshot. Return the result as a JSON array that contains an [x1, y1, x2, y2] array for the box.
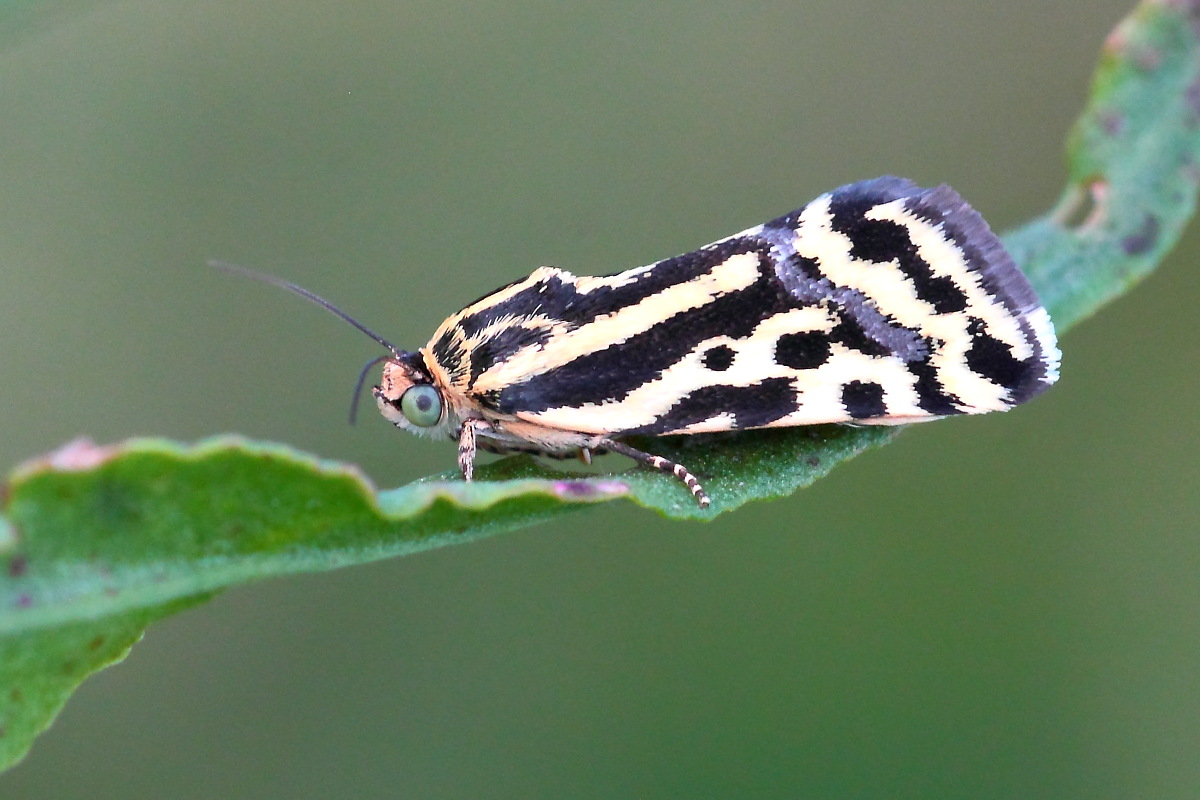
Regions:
[[829, 178, 1062, 407]]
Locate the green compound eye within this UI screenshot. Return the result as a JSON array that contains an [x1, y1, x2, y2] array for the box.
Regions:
[[399, 384, 443, 427]]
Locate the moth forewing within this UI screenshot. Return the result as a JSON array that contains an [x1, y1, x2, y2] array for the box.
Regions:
[[215, 177, 1059, 509]]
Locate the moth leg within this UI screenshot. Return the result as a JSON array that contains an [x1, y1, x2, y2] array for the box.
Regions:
[[457, 419, 490, 481], [600, 439, 710, 509], [578, 447, 593, 466]]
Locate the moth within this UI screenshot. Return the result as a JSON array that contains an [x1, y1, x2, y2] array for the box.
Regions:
[[214, 177, 1060, 508]]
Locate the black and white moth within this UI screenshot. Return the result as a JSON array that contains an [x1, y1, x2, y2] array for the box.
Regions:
[[215, 177, 1060, 508]]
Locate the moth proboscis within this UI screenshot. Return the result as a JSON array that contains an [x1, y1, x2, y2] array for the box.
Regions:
[[213, 177, 1060, 509]]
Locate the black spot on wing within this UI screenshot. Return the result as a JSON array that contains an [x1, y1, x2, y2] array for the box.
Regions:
[[497, 245, 793, 415], [625, 378, 797, 435], [774, 331, 831, 369], [701, 345, 735, 371], [841, 380, 887, 419], [829, 184, 968, 315], [919, 276, 969, 314], [965, 317, 1026, 395], [843, 217, 911, 264]]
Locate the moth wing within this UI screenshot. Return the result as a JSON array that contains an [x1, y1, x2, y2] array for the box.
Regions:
[[431, 178, 1059, 438]]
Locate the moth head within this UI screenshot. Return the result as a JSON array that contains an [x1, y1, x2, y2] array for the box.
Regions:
[[372, 355, 457, 440]]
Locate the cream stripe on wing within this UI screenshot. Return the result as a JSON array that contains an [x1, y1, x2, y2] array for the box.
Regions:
[[471, 251, 764, 393], [518, 306, 836, 434]]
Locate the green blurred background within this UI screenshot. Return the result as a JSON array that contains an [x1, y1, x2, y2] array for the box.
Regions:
[[4, 0, 1199, 797]]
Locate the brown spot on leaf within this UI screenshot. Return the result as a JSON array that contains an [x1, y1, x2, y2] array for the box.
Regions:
[[1183, 158, 1200, 185], [7, 555, 27, 578], [1135, 46, 1163, 71], [554, 480, 627, 499], [88, 636, 106, 651], [1096, 109, 1124, 136], [1122, 215, 1161, 255], [1187, 76, 1200, 120]]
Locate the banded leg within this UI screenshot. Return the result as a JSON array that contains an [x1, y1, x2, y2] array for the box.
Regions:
[[457, 419, 490, 481], [601, 439, 710, 508]]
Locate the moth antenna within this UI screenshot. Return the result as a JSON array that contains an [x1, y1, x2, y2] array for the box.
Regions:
[[349, 354, 393, 425], [208, 260, 403, 356]]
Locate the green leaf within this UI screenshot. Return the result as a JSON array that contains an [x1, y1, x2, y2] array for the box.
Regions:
[[0, 596, 208, 766], [1005, 0, 1200, 332], [3, 0, 1200, 773]]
